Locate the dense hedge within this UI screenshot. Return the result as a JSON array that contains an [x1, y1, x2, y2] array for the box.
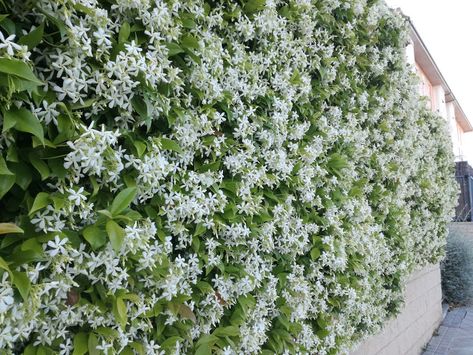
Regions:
[[0, 0, 456, 354]]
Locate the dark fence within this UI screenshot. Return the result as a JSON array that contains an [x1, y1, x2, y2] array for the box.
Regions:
[[455, 161, 473, 222]]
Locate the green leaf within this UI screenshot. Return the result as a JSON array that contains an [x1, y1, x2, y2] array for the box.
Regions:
[[0, 174, 15, 199], [195, 281, 213, 293], [19, 23, 44, 49], [195, 344, 212, 355], [133, 141, 147, 157], [0, 256, 11, 276], [310, 247, 321, 260], [114, 297, 128, 329], [12, 270, 31, 300], [88, 333, 100, 355], [0, 58, 42, 83], [160, 138, 183, 153], [10, 162, 33, 190], [3, 107, 44, 144], [110, 187, 137, 216], [119, 22, 130, 44], [98, 209, 114, 219], [244, 0, 266, 14], [178, 304, 196, 322], [29, 153, 50, 180], [161, 336, 184, 350], [23, 344, 37, 355], [213, 326, 240, 337], [0, 156, 13, 175], [0, 17, 15, 35], [130, 342, 145, 355], [72, 333, 88, 355], [166, 42, 184, 56], [194, 223, 206, 237], [196, 334, 219, 347], [29, 192, 50, 215], [0, 223, 24, 235], [83, 225, 107, 250], [180, 34, 199, 50], [106, 220, 125, 252]]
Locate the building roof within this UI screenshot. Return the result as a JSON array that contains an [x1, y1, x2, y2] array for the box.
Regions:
[[409, 19, 473, 132]]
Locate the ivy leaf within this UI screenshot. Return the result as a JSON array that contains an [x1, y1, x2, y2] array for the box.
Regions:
[[110, 187, 137, 216], [0, 58, 42, 83], [19, 23, 44, 49], [0, 223, 24, 235], [83, 225, 107, 250], [3, 107, 44, 144], [72, 333, 88, 355], [160, 138, 183, 153], [11, 270, 31, 300], [106, 220, 125, 252]]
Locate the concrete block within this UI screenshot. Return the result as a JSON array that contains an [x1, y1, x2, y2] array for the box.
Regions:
[[350, 264, 443, 355]]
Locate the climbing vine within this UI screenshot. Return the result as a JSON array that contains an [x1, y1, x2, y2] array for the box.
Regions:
[[0, 0, 456, 354]]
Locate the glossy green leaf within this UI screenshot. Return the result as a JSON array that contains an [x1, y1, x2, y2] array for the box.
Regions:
[[29, 192, 50, 215], [213, 326, 240, 337], [29, 153, 50, 180], [0, 58, 42, 83], [166, 42, 184, 56], [88, 333, 100, 355], [160, 138, 183, 153], [0, 156, 13, 175], [10, 162, 33, 190], [119, 22, 130, 44], [72, 332, 88, 355], [12, 270, 31, 300], [195, 344, 212, 355], [114, 297, 127, 329], [3, 107, 44, 144], [23, 344, 37, 355], [0, 223, 24, 235], [310, 247, 321, 260], [83, 225, 107, 250], [19, 23, 44, 49], [0, 174, 15, 199], [110, 187, 137, 216], [106, 220, 125, 252]]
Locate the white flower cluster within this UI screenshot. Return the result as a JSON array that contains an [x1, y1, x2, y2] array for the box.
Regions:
[[0, 0, 456, 354]]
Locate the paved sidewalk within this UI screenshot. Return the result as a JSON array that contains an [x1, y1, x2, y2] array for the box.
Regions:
[[423, 306, 473, 355]]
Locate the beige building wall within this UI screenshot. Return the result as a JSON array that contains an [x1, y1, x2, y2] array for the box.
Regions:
[[351, 264, 443, 355]]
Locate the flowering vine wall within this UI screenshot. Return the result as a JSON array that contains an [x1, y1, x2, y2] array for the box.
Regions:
[[0, 0, 456, 354]]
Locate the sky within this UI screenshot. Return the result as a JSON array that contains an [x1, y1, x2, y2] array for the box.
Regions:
[[385, 0, 473, 163]]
